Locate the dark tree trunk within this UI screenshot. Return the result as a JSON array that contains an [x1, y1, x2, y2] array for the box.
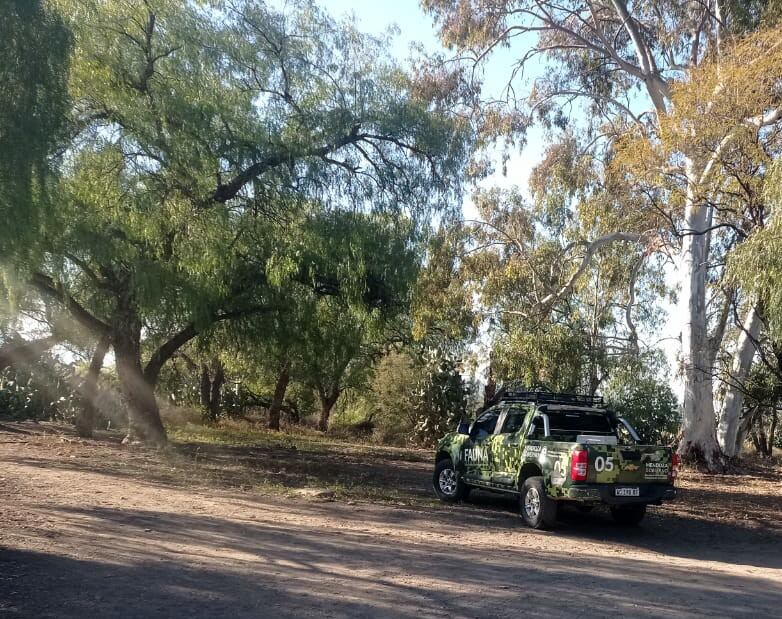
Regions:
[[200, 364, 211, 415], [113, 305, 167, 447], [483, 364, 496, 407], [268, 358, 291, 431], [200, 358, 224, 423], [209, 358, 225, 421], [769, 409, 778, 457], [317, 388, 340, 432], [75, 334, 110, 438]]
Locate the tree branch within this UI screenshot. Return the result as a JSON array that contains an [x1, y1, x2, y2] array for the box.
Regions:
[[212, 124, 362, 203], [30, 272, 111, 336], [536, 231, 644, 310], [0, 335, 59, 369], [142, 304, 279, 385]]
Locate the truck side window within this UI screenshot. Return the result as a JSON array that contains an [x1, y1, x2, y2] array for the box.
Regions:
[[500, 408, 526, 434], [471, 410, 500, 441], [528, 417, 545, 439]]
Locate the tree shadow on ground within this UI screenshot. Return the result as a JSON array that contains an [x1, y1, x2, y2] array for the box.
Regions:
[[2, 426, 781, 574], [3, 503, 781, 619]]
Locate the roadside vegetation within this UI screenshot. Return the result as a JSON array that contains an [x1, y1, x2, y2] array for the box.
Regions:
[[2, 0, 782, 477]]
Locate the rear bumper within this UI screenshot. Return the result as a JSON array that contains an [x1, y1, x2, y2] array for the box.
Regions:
[[565, 483, 676, 505]]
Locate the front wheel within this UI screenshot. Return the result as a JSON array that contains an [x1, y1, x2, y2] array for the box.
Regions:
[[610, 504, 647, 526], [433, 458, 469, 502], [520, 477, 558, 529]]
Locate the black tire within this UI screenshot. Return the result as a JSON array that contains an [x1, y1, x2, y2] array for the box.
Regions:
[[433, 458, 469, 502], [520, 476, 558, 529], [610, 504, 647, 526]]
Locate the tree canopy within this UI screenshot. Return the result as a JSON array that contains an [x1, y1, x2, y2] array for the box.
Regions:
[[4, 0, 470, 445]]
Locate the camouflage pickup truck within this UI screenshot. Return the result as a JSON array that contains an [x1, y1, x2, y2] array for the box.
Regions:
[[433, 389, 678, 528]]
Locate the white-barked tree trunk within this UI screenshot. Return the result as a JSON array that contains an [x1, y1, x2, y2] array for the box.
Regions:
[[717, 304, 761, 457]]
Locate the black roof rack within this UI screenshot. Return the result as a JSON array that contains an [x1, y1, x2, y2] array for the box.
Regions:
[[487, 387, 604, 409]]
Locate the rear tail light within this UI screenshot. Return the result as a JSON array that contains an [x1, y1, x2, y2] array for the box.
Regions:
[[570, 449, 588, 482], [670, 453, 681, 481]]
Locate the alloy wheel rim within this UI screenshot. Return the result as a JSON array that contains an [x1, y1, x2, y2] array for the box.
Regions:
[[525, 486, 541, 519], [438, 468, 457, 495]]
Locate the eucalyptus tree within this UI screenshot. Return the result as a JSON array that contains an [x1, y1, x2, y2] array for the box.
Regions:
[[614, 25, 782, 459], [423, 0, 782, 468], [426, 184, 667, 394], [26, 0, 469, 445]]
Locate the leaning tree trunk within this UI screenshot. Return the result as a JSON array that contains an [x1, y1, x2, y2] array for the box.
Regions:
[[678, 182, 722, 470], [113, 305, 167, 447], [717, 304, 761, 457], [75, 334, 110, 439], [268, 358, 291, 431], [317, 389, 339, 432], [735, 405, 757, 455]]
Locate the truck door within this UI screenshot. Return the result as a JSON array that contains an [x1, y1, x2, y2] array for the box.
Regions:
[[462, 408, 501, 483], [489, 406, 527, 487]]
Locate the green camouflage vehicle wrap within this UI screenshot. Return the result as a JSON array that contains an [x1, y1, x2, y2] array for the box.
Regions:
[[435, 403, 676, 505]]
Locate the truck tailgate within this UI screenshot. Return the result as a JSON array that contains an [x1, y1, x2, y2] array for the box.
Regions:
[[585, 445, 672, 484]]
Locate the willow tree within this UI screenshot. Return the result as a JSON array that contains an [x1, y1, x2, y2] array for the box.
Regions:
[[270, 210, 420, 432], [25, 0, 469, 445], [213, 209, 422, 431], [423, 0, 782, 468], [0, 0, 70, 259]]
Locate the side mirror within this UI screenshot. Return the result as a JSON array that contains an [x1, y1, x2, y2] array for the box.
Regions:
[[457, 421, 470, 435], [526, 420, 538, 438]]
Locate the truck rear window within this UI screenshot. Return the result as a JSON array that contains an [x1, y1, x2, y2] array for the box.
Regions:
[[547, 410, 613, 436]]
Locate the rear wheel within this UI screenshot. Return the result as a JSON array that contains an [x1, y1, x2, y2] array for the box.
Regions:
[[520, 476, 558, 529], [433, 458, 469, 502], [610, 504, 647, 526]]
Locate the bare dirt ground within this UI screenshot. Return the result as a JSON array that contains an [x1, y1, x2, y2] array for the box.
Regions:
[[1, 422, 781, 618]]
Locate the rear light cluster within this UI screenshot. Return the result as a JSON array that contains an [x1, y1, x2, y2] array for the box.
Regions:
[[670, 453, 681, 482], [570, 449, 588, 482]]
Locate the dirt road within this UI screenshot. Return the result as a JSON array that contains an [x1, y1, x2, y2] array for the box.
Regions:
[[1, 428, 781, 618]]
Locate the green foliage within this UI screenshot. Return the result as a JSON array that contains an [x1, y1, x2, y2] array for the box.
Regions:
[[329, 347, 470, 446], [0, 0, 470, 443], [361, 351, 420, 444], [420, 187, 668, 396], [742, 365, 782, 451], [0, 0, 70, 259], [743, 363, 780, 407], [0, 359, 79, 422], [603, 363, 680, 445], [728, 163, 782, 339], [409, 349, 469, 446]]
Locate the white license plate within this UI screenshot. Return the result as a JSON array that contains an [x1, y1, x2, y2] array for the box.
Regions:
[[615, 487, 640, 497]]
